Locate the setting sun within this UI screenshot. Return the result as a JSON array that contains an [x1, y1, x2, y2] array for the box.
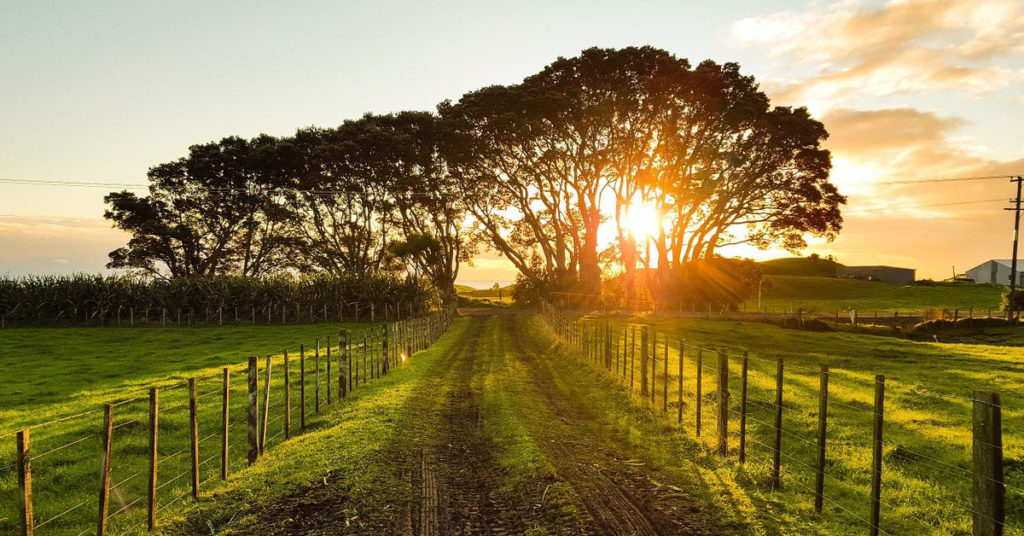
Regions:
[[626, 203, 662, 239]]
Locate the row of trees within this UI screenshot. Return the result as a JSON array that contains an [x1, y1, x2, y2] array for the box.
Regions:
[[105, 47, 844, 307]]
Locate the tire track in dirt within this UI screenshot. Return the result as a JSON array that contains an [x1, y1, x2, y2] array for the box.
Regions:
[[424, 315, 519, 535], [505, 316, 721, 536]]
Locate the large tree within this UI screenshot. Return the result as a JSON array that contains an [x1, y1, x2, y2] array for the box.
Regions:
[[104, 135, 294, 277], [445, 47, 843, 302]]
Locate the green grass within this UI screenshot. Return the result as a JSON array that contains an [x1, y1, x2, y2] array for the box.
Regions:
[[0, 322, 384, 535], [156, 317, 472, 535], [749, 276, 1005, 314], [559, 312, 1024, 535]]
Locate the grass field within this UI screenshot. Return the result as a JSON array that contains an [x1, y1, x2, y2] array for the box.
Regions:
[[748, 275, 1005, 314], [6, 310, 1024, 535], [559, 311, 1024, 535], [0, 322, 387, 535]]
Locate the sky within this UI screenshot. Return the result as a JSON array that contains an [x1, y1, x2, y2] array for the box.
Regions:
[[2, 0, 1023, 286]]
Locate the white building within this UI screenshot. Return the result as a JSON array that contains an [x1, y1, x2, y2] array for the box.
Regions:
[[966, 259, 1024, 286]]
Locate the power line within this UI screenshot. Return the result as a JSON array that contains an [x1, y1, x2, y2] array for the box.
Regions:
[[876, 175, 1018, 185], [844, 198, 1006, 215], [0, 177, 458, 199], [0, 178, 148, 188]]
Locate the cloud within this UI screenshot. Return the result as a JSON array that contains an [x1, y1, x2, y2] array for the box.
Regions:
[[734, 0, 1024, 106], [0, 216, 126, 276]]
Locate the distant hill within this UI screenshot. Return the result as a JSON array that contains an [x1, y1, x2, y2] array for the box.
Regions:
[[455, 284, 478, 295], [750, 275, 1003, 313], [758, 256, 843, 277]]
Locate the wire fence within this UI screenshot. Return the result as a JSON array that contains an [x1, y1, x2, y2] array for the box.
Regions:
[[0, 305, 455, 536], [541, 300, 1017, 536]]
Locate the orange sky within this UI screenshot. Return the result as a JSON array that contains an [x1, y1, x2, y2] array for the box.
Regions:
[[2, 1, 1023, 285]]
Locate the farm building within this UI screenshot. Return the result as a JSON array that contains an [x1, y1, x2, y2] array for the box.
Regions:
[[836, 265, 915, 284], [966, 259, 1024, 285]]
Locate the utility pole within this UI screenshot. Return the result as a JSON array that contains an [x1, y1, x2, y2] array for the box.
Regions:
[[1006, 176, 1024, 320]]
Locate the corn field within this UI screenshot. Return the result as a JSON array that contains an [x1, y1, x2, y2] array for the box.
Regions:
[[0, 274, 434, 326]]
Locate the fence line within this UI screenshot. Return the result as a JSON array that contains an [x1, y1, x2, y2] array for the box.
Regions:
[[2, 305, 455, 536], [540, 300, 1009, 536]]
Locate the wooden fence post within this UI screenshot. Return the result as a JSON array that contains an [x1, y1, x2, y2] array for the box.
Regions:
[[284, 351, 291, 439], [326, 336, 332, 405], [345, 330, 351, 393], [650, 332, 657, 405], [299, 345, 306, 431], [739, 352, 748, 464], [628, 326, 635, 387], [716, 349, 729, 456], [221, 368, 229, 480], [814, 365, 829, 513], [663, 341, 669, 412], [640, 327, 649, 397], [97, 404, 113, 536], [315, 341, 321, 413], [677, 341, 685, 424], [247, 357, 258, 465], [696, 348, 703, 437], [772, 359, 783, 490], [17, 429, 33, 536], [147, 388, 158, 529], [383, 324, 390, 375], [189, 378, 199, 499], [260, 355, 271, 454], [870, 375, 885, 536], [973, 390, 1004, 536], [340, 330, 348, 398]]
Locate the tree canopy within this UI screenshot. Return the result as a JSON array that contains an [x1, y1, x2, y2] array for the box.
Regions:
[[105, 46, 844, 308]]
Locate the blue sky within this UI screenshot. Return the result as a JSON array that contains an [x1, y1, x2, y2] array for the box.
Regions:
[[2, 0, 1023, 282]]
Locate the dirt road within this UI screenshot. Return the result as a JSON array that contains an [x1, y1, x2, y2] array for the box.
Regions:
[[192, 315, 726, 536]]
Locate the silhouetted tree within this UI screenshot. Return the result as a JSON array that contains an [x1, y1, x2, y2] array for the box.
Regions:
[[104, 135, 294, 277]]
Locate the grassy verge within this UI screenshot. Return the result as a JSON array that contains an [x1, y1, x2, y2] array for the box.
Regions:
[[553, 313, 1024, 535], [0, 322, 386, 536], [156, 317, 472, 535]]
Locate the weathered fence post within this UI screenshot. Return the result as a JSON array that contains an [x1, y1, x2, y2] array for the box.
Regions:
[[663, 341, 669, 413], [677, 341, 685, 424], [345, 330, 352, 392], [299, 345, 306, 431], [97, 404, 113, 536], [247, 357, 258, 465], [260, 355, 271, 454], [17, 429, 33, 536], [383, 324, 390, 375], [148, 388, 159, 529], [772, 358, 783, 490], [221, 368, 229, 479], [340, 330, 348, 398], [973, 390, 1004, 536], [870, 375, 885, 536], [814, 365, 829, 513], [739, 352, 748, 464], [717, 349, 729, 456], [640, 327, 649, 397], [189, 378, 199, 499], [696, 348, 703, 437], [326, 336, 332, 405], [283, 351, 291, 439], [650, 332, 657, 405], [315, 341, 321, 413]]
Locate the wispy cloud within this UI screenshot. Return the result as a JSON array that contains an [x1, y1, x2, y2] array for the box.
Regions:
[[734, 0, 1024, 107]]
